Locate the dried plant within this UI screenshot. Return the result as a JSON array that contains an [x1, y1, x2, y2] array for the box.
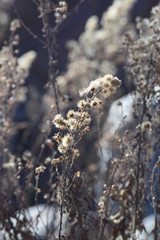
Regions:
[[0, 0, 160, 240]]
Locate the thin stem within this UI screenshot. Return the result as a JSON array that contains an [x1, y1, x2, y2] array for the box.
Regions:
[[13, 3, 46, 45], [58, 159, 70, 239]]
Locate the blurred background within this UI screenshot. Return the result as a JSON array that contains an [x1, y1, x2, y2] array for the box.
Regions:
[[0, 0, 159, 205]]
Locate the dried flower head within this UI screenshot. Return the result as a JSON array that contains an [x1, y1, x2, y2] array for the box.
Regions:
[[77, 100, 88, 110], [35, 165, 46, 174], [79, 74, 121, 98], [89, 97, 102, 108], [58, 134, 73, 154], [53, 114, 67, 130]]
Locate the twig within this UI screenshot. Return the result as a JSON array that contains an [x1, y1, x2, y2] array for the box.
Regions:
[[13, 3, 46, 45]]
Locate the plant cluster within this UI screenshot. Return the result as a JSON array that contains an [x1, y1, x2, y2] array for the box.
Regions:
[[0, 0, 160, 240]]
